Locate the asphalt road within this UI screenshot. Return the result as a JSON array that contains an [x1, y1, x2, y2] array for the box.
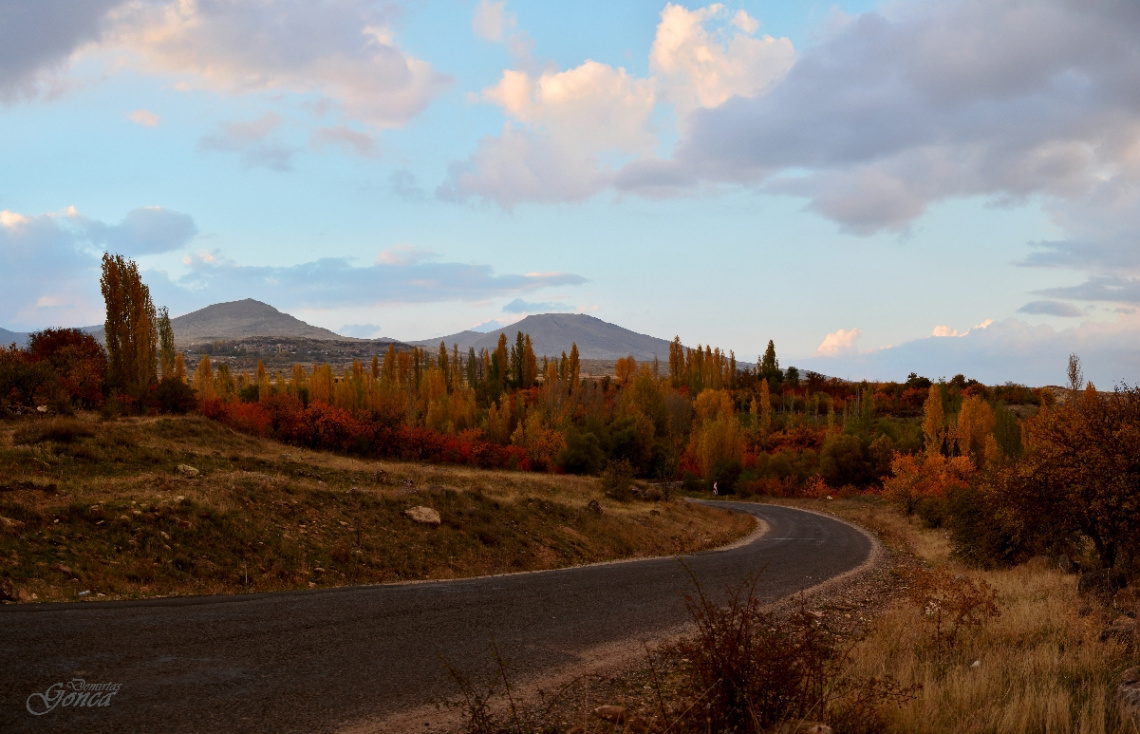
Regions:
[[0, 501, 872, 734]]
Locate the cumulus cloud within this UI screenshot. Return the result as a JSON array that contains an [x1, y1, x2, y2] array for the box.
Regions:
[[1018, 300, 1085, 317], [799, 316, 1140, 387], [650, 3, 795, 123], [621, 0, 1140, 248], [105, 0, 451, 131], [0, 0, 125, 101], [446, 3, 792, 206], [815, 327, 862, 356], [0, 205, 197, 328], [440, 61, 657, 205], [127, 109, 160, 127], [199, 113, 296, 171], [502, 297, 572, 314]]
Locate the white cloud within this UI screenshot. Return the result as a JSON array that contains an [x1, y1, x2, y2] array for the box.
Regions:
[[309, 125, 377, 158], [472, 0, 515, 43], [102, 0, 450, 131], [815, 327, 862, 356], [798, 316, 1140, 387], [441, 61, 656, 205], [0, 205, 197, 328], [650, 3, 794, 123], [376, 244, 436, 266], [198, 113, 296, 171], [127, 108, 160, 127]]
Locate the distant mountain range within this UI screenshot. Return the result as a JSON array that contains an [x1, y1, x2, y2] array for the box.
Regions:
[[3, 302, 674, 362], [412, 313, 673, 361]]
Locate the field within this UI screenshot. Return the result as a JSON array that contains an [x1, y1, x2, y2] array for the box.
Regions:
[[0, 414, 752, 603]]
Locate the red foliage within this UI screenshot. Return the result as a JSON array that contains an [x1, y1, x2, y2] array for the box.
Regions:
[[200, 399, 272, 436]]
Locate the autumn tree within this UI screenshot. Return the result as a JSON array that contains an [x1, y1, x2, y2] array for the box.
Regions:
[[995, 380, 1140, 569], [522, 334, 538, 387], [100, 253, 158, 401], [157, 307, 176, 381], [922, 383, 946, 455], [759, 340, 781, 386], [568, 342, 581, 390]]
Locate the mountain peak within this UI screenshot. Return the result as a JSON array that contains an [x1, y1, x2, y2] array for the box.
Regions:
[[413, 312, 671, 361]]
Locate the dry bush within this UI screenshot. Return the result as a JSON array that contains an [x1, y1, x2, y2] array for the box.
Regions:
[[906, 567, 1000, 650], [654, 573, 915, 734]]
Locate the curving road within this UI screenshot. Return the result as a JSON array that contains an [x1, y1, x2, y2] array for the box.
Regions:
[[0, 502, 872, 734]]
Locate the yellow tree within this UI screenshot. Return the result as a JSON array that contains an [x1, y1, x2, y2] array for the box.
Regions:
[[256, 360, 269, 402], [922, 384, 945, 455], [615, 355, 637, 386], [100, 253, 158, 400], [523, 335, 539, 387], [193, 355, 216, 401], [568, 342, 581, 391], [759, 378, 773, 439], [955, 396, 997, 468]]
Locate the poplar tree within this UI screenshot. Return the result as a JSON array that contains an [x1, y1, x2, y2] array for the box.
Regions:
[[157, 306, 175, 381], [568, 342, 581, 390], [100, 253, 158, 402], [522, 334, 538, 387]]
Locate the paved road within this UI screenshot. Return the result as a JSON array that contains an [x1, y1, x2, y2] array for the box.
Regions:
[[0, 502, 871, 734]]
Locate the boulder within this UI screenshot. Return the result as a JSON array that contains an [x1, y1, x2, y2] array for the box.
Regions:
[[1078, 568, 1113, 598], [1119, 667, 1140, 720], [771, 722, 834, 734], [1104, 616, 1138, 642], [177, 464, 200, 478], [404, 506, 441, 526], [592, 705, 626, 723]]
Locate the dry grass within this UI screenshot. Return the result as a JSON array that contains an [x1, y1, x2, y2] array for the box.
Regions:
[[0, 414, 752, 603], [771, 496, 1140, 734]]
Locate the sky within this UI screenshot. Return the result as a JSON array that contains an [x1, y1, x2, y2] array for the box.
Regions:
[[2, 0, 1139, 387]]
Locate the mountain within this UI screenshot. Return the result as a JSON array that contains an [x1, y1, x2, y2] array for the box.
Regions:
[[413, 313, 673, 361], [171, 299, 348, 344], [0, 327, 29, 347]]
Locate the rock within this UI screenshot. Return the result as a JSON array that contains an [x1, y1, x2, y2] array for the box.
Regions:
[[1114, 586, 1140, 616], [1078, 568, 1114, 598], [0, 515, 24, 533], [404, 506, 441, 526], [17, 588, 30, 602], [1119, 667, 1140, 719], [1104, 615, 1138, 641], [771, 722, 834, 734], [177, 464, 200, 478], [55, 564, 72, 576], [586, 499, 602, 515], [592, 705, 626, 723]]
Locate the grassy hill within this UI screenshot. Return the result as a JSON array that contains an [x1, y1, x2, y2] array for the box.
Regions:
[[0, 414, 750, 603]]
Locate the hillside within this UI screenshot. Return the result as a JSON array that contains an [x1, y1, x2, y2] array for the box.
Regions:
[[171, 299, 347, 345], [0, 327, 29, 347], [413, 313, 673, 361]]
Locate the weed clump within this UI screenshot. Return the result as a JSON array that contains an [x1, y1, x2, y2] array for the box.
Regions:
[[657, 575, 915, 734]]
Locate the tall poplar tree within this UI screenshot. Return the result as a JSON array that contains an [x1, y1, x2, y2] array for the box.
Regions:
[[100, 253, 158, 401]]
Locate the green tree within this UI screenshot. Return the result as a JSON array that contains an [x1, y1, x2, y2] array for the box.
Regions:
[[759, 340, 781, 385]]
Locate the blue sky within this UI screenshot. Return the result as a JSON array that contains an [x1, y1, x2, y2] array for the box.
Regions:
[[3, 0, 1140, 386]]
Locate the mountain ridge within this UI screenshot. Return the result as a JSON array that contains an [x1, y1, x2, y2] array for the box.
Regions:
[[412, 313, 673, 361]]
